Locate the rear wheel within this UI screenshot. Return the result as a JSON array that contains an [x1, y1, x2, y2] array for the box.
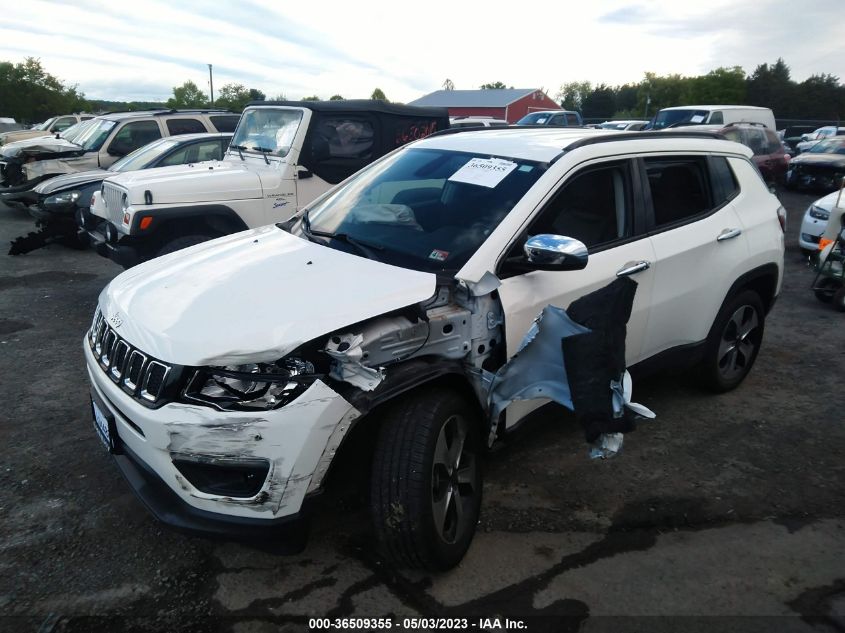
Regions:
[[370, 387, 482, 570], [699, 290, 765, 392], [814, 278, 841, 303]]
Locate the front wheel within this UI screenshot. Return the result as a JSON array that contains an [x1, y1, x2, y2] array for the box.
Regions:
[[699, 290, 765, 393], [370, 387, 482, 570]]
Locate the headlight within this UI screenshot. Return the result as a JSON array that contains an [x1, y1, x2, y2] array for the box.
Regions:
[[121, 193, 128, 211], [43, 190, 81, 210], [809, 205, 830, 221], [183, 359, 316, 411]]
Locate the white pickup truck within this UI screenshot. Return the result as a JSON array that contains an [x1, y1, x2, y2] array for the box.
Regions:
[[81, 100, 449, 267]]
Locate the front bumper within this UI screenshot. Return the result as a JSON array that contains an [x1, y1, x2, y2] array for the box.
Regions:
[[84, 339, 359, 541], [799, 213, 827, 251]]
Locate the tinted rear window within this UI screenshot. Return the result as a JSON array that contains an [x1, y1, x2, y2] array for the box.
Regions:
[[210, 115, 240, 133]]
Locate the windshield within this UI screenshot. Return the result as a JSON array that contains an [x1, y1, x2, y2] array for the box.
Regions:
[[60, 120, 93, 142], [652, 109, 710, 129], [230, 108, 302, 157], [808, 139, 845, 155], [516, 112, 554, 125], [34, 118, 55, 131], [295, 147, 547, 273], [110, 137, 181, 172], [76, 119, 117, 151]]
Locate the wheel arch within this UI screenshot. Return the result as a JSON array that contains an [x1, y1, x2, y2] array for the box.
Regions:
[[320, 361, 486, 493], [130, 204, 249, 238]]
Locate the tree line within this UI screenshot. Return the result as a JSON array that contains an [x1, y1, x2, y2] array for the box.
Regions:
[[556, 59, 845, 121]]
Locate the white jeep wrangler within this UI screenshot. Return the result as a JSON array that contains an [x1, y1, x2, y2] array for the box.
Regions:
[[84, 127, 784, 570], [81, 100, 449, 266]]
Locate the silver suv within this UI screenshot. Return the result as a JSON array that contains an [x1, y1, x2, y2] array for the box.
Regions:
[[0, 109, 239, 193]]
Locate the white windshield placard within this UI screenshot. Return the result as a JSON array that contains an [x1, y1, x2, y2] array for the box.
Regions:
[[690, 114, 706, 123], [448, 157, 518, 188]]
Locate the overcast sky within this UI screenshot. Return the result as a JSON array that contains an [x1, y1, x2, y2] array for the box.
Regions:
[[1, 0, 843, 103]]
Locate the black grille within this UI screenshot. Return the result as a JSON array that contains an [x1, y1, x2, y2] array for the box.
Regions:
[[89, 309, 173, 406]]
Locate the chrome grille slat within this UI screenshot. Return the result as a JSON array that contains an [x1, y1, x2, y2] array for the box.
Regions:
[[87, 311, 172, 406], [103, 183, 125, 224]]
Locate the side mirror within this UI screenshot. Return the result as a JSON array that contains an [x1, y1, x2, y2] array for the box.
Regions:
[[523, 234, 589, 270]]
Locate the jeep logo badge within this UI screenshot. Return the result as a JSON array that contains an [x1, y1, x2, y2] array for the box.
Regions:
[[109, 313, 123, 328]]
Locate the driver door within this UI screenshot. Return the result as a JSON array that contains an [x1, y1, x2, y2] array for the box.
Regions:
[[496, 159, 655, 426]]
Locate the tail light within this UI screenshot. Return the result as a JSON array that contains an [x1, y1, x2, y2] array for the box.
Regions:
[[776, 205, 786, 232]]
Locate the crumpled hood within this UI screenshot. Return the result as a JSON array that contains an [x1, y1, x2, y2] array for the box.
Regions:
[[99, 226, 437, 366], [34, 169, 109, 195], [792, 153, 845, 167], [108, 160, 264, 204], [0, 135, 82, 158]]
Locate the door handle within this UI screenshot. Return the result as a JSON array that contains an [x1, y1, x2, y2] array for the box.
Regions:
[[717, 228, 742, 241], [616, 260, 651, 277], [297, 169, 312, 179]]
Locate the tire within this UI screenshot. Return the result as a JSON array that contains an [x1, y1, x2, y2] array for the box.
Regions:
[[155, 234, 214, 258], [814, 278, 841, 304], [370, 387, 482, 571], [699, 290, 765, 393], [833, 285, 845, 312]]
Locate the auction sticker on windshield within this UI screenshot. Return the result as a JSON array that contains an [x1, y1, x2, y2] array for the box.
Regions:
[[449, 157, 517, 188]]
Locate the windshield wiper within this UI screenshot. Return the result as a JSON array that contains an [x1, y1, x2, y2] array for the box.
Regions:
[[230, 144, 246, 160], [254, 147, 273, 164], [300, 210, 384, 260]]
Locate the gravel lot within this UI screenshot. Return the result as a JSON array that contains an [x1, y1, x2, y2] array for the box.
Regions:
[[1, 189, 843, 633]]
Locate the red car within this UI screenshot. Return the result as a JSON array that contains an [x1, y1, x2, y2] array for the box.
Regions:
[[719, 123, 790, 184]]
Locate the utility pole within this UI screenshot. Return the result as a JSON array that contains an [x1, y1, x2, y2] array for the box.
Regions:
[[208, 64, 214, 107]]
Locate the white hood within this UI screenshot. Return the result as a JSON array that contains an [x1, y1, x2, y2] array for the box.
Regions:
[[107, 160, 265, 204], [99, 226, 437, 366]]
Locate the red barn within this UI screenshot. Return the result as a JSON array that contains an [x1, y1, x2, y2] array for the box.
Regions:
[[408, 89, 560, 123]]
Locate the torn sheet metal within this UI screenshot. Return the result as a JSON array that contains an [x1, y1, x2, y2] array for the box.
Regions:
[[483, 305, 590, 445], [482, 277, 655, 452], [590, 372, 655, 459], [462, 270, 501, 297], [324, 333, 385, 391]]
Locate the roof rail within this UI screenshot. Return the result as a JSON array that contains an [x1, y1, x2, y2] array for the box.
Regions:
[[151, 108, 234, 116], [564, 130, 725, 150]]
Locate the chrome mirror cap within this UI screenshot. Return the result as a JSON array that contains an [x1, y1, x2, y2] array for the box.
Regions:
[[524, 234, 589, 269]]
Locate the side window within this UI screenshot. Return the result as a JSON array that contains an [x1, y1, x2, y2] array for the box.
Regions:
[[209, 115, 239, 133], [165, 118, 207, 135], [81, 116, 94, 121], [644, 157, 713, 227], [764, 129, 782, 153], [565, 113, 580, 126], [195, 140, 224, 162], [722, 128, 743, 144], [527, 161, 632, 249], [710, 156, 740, 204], [708, 111, 724, 124], [746, 129, 767, 155], [312, 117, 375, 160], [549, 114, 567, 126], [108, 121, 162, 155], [53, 116, 76, 132]]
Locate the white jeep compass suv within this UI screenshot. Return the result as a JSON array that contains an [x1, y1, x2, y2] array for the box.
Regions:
[[84, 128, 785, 570]]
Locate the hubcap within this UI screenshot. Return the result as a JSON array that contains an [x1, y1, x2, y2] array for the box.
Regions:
[[717, 305, 760, 382], [431, 414, 477, 545]]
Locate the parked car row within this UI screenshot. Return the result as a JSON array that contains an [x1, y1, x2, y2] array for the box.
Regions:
[[0, 109, 239, 193]]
